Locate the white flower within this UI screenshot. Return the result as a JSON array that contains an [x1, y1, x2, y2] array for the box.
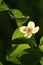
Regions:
[[20, 21, 39, 38]]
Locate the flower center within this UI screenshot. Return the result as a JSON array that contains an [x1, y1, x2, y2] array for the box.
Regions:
[[27, 27, 32, 33]]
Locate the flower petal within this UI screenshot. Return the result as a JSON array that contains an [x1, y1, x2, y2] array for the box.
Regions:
[[20, 26, 27, 33], [27, 21, 35, 28], [24, 33, 32, 38], [32, 26, 39, 34]]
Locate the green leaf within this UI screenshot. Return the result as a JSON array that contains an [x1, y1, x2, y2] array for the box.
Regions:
[[0, 1, 9, 12], [0, 62, 3, 65], [12, 28, 24, 40], [39, 45, 43, 52], [40, 56, 43, 65], [20, 48, 41, 65], [6, 44, 31, 65], [40, 37, 43, 45], [0, 0, 2, 4], [10, 9, 23, 18], [39, 37, 43, 52], [10, 9, 29, 27], [15, 17, 29, 27]]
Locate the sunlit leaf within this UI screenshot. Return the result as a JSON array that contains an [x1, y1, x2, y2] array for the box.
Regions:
[[40, 37, 43, 45], [6, 44, 31, 65], [0, 62, 3, 65], [39, 37, 43, 52], [12, 28, 24, 40], [40, 56, 43, 65], [10, 9, 23, 18], [39, 45, 43, 52], [0, 0, 2, 4], [0, 1, 9, 12], [10, 9, 29, 27]]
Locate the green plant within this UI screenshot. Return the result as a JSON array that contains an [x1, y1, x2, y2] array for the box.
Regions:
[[0, 0, 43, 65]]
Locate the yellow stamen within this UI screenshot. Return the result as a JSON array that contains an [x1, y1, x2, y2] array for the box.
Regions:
[[27, 27, 32, 33]]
